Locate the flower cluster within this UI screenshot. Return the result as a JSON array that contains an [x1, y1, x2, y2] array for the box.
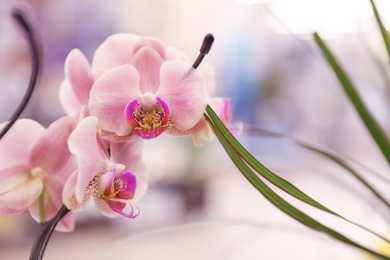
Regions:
[[0, 33, 232, 231]]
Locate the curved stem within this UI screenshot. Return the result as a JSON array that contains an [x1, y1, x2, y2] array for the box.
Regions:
[[0, 7, 41, 140], [29, 205, 70, 260]]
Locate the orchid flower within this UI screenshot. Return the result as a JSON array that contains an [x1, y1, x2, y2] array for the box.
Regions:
[[62, 116, 147, 218], [0, 117, 77, 231], [59, 33, 232, 146], [86, 34, 208, 141]]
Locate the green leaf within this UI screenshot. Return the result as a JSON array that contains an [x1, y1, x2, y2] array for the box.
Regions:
[[205, 111, 390, 259], [370, 0, 390, 64], [313, 32, 390, 166], [205, 105, 390, 243], [243, 125, 390, 214]]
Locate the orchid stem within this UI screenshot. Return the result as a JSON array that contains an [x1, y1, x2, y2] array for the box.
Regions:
[[0, 7, 41, 140], [30, 205, 70, 260]]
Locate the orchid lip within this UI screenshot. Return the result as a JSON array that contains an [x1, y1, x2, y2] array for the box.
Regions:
[[125, 96, 170, 139]]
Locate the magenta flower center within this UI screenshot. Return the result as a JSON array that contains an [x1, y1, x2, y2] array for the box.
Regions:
[[125, 96, 170, 139]]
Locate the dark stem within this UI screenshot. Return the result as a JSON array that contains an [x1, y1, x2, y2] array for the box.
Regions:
[[0, 7, 41, 140], [29, 205, 70, 260], [192, 33, 214, 69]]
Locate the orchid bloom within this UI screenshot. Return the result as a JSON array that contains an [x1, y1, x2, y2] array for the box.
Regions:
[[63, 116, 147, 218], [59, 33, 233, 145], [86, 34, 207, 142], [0, 117, 76, 231]]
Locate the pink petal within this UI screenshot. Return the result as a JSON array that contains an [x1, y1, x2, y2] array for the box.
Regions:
[[197, 61, 216, 95], [209, 98, 232, 124], [89, 65, 142, 136], [55, 212, 75, 232], [29, 177, 75, 231], [62, 170, 91, 211], [0, 208, 26, 215], [59, 80, 83, 117], [92, 194, 118, 218], [131, 47, 163, 93], [103, 199, 139, 218], [29, 116, 76, 175], [133, 37, 167, 60], [0, 164, 31, 193], [157, 60, 207, 131], [165, 46, 190, 62], [0, 176, 43, 211], [110, 141, 144, 171], [189, 118, 214, 147], [67, 117, 107, 203], [52, 153, 77, 186], [92, 34, 140, 75], [0, 119, 44, 167], [64, 49, 94, 106], [110, 141, 148, 202]]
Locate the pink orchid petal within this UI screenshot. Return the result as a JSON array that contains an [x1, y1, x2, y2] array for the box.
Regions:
[[198, 62, 216, 95], [62, 170, 92, 211], [29, 116, 76, 175], [64, 49, 94, 105], [55, 212, 75, 232], [67, 117, 107, 203], [0, 176, 43, 211], [0, 119, 44, 167], [0, 165, 31, 193], [92, 194, 118, 218], [209, 98, 232, 124], [110, 141, 148, 202], [29, 177, 75, 231], [59, 80, 83, 117], [133, 37, 167, 60], [89, 65, 142, 137], [92, 34, 140, 74], [0, 208, 26, 215], [103, 199, 139, 218], [157, 60, 207, 131], [190, 118, 214, 147], [52, 152, 77, 186], [131, 47, 163, 93], [165, 46, 190, 62], [110, 141, 144, 172]]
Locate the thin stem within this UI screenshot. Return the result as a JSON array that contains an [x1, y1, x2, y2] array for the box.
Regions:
[[0, 7, 41, 140], [30, 205, 70, 260]]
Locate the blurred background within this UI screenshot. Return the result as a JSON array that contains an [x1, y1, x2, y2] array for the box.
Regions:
[[1, 0, 390, 259]]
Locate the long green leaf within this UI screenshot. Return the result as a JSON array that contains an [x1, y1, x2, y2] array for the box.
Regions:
[[370, 0, 390, 63], [243, 124, 390, 214], [313, 32, 390, 166], [206, 113, 390, 259], [205, 106, 390, 243]]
